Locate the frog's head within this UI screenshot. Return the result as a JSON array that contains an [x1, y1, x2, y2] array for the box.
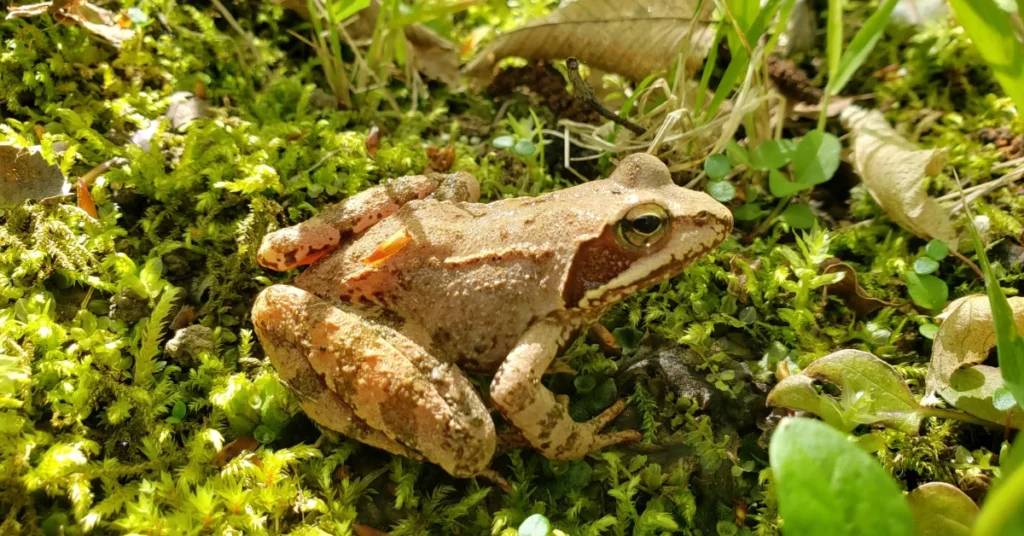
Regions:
[[562, 153, 733, 312]]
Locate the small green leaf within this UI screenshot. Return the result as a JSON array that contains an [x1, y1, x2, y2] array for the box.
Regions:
[[733, 203, 763, 221], [904, 272, 949, 311], [769, 169, 810, 197], [725, 140, 749, 166], [707, 181, 736, 203], [993, 387, 1018, 411], [914, 257, 940, 275], [166, 400, 186, 424], [770, 417, 915, 536], [749, 139, 797, 170], [907, 482, 978, 536], [612, 326, 643, 354], [513, 139, 536, 156], [574, 375, 597, 393], [492, 135, 515, 149], [792, 131, 842, 185], [704, 154, 732, 179], [518, 513, 552, 536], [780, 204, 816, 229], [919, 324, 939, 339], [926, 239, 949, 261]]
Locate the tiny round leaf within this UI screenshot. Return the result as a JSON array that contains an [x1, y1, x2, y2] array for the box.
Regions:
[[925, 239, 949, 261], [513, 138, 536, 156], [492, 135, 515, 149], [904, 272, 949, 311], [704, 154, 732, 179], [792, 131, 842, 186], [518, 513, 552, 536], [913, 257, 940, 275], [707, 180, 736, 202], [780, 203, 816, 229], [919, 324, 939, 339]]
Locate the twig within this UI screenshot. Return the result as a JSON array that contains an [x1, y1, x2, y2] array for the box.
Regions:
[[565, 57, 646, 137], [951, 249, 985, 280]]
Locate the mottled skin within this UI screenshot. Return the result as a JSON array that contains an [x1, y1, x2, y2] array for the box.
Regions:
[[251, 153, 733, 478]]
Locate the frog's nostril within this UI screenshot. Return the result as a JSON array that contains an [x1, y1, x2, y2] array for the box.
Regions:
[[693, 210, 711, 225]]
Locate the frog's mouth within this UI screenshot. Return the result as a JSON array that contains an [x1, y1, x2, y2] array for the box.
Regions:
[[562, 213, 731, 311]]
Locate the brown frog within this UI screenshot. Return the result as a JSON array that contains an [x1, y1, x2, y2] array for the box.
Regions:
[[251, 153, 733, 479]]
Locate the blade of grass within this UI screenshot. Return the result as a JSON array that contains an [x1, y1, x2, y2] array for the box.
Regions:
[[818, 0, 843, 130], [948, 0, 1024, 114], [828, 0, 899, 95], [957, 188, 1024, 408], [705, 0, 782, 118]]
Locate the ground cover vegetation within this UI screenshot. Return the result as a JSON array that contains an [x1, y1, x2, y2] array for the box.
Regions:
[[1, 0, 1023, 534]]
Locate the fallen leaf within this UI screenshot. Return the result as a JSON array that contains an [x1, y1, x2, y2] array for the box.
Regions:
[[821, 259, 893, 316], [767, 349, 923, 434], [840, 105, 958, 250], [352, 524, 389, 536], [791, 95, 872, 118], [464, 0, 715, 84], [907, 482, 978, 536], [212, 437, 260, 467], [924, 295, 1024, 427], [426, 145, 455, 173], [6, 1, 136, 46], [365, 125, 381, 158], [166, 91, 209, 131], [274, 0, 461, 87], [75, 178, 97, 218], [0, 144, 68, 206]]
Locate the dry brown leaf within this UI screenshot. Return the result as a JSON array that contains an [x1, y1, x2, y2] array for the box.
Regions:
[[273, 0, 461, 86], [0, 144, 68, 206], [840, 105, 958, 250], [821, 259, 894, 316], [6, 1, 136, 46], [924, 295, 1024, 428], [463, 0, 715, 84]]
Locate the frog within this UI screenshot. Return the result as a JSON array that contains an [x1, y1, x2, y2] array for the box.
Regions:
[[251, 153, 733, 479]]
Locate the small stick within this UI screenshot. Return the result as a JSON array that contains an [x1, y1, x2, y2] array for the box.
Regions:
[[565, 57, 646, 137]]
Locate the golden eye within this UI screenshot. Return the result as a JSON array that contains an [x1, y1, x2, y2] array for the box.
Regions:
[[617, 204, 669, 248]]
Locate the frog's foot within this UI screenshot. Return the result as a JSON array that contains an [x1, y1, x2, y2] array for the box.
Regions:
[[252, 284, 496, 478], [491, 318, 642, 461]]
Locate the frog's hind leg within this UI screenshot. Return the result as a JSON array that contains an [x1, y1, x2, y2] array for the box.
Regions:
[[257, 171, 479, 271], [252, 284, 496, 478]]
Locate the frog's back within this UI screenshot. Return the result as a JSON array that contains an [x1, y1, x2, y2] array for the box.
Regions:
[[291, 193, 594, 370]]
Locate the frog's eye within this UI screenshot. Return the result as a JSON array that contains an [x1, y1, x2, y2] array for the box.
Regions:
[[617, 204, 669, 248]]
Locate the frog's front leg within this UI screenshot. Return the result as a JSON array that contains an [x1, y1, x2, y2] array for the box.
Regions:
[[257, 171, 479, 271], [490, 318, 641, 460], [252, 284, 496, 477]]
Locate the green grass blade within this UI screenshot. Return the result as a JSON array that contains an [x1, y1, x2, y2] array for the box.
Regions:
[[705, 0, 782, 118], [829, 0, 899, 94], [948, 0, 1024, 113], [960, 190, 1024, 410], [826, 0, 843, 82]]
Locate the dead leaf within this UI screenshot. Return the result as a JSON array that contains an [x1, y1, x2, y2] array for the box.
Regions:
[[463, 0, 715, 84], [924, 295, 1024, 428], [365, 125, 380, 158], [212, 437, 260, 467], [821, 258, 893, 316], [6, 1, 136, 46], [907, 482, 978, 536], [166, 91, 209, 131], [273, 0, 461, 87], [351, 524, 389, 536], [426, 145, 455, 173], [840, 105, 958, 250], [0, 144, 68, 206], [791, 95, 872, 119]]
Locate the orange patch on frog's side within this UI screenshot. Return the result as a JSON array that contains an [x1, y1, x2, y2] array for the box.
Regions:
[[363, 227, 413, 265], [561, 224, 646, 308]]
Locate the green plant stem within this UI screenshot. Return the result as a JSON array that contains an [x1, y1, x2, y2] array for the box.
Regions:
[[918, 407, 1003, 429], [971, 461, 1024, 535], [816, 92, 831, 131], [750, 195, 791, 239]]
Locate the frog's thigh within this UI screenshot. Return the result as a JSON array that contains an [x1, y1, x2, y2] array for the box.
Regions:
[[252, 285, 495, 477], [490, 318, 640, 460]]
